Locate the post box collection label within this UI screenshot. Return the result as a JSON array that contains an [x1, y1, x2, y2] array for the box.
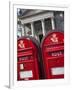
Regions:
[[51, 67, 64, 75], [20, 70, 33, 78]]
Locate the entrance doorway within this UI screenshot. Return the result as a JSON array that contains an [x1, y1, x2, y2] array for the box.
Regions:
[[39, 34, 43, 43], [34, 20, 43, 43]]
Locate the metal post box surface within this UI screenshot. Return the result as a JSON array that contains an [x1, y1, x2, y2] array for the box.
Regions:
[[17, 36, 40, 80], [41, 30, 64, 79]]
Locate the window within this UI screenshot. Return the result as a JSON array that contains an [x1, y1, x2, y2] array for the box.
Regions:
[[44, 18, 52, 34], [17, 24, 22, 38], [17, 30, 22, 38], [54, 11, 64, 30], [34, 20, 43, 42], [24, 23, 32, 36]]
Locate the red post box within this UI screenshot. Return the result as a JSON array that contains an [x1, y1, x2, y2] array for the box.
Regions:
[[41, 30, 64, 79], [17, 36, 40, 80]]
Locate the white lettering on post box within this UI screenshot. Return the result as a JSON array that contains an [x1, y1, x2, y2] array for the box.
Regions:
[[20, 70, 33, 78], [51, 67, 64, 75]]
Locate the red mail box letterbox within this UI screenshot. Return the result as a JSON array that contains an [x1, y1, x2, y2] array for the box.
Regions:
[[17, 36, 40, 80], [41, 30, 64, 79]]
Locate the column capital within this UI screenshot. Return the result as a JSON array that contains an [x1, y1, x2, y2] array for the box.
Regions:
[[21, 21, 24, 25], [41, 19, 44, 22], [30, 22, 34, 25]]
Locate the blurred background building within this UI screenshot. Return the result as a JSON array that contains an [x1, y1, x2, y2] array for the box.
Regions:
[[17, 9, 64, 42]]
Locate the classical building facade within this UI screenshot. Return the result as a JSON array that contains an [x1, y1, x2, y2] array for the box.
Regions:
[[17, 9, 64, 42]]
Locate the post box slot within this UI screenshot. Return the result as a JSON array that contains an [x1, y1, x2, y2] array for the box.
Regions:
[[18, 47, 33, 52], [44, 42, 64, 47], [45, 45, 64, 52]]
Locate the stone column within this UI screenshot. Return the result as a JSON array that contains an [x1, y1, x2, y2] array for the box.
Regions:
[[41, 19, 45, 36], [31, 22, 34, 37], [21, 24, 25, 36], [51, 17, 55, 30]]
